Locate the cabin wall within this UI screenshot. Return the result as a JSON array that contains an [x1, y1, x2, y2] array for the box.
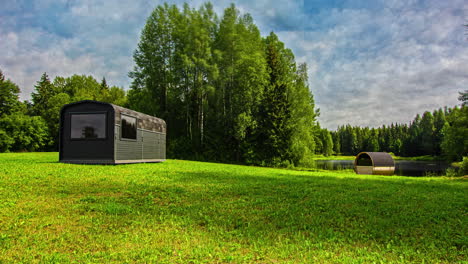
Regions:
[[114, 125, 166, 162], [60, 103, 114, 162], [142, 130, 166, 160]]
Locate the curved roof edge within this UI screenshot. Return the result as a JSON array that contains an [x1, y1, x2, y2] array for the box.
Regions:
[[355, 152, 395, 167], [61, 100, 166, 133]]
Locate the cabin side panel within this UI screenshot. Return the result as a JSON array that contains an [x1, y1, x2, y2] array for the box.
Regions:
[[142, 130, 158, 159], [114, 125, 143, 160], [142, 131, 165, 160], [114, 127, 166, 161]]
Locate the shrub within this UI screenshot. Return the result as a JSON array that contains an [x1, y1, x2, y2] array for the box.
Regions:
[[0, 114, 49, 152], [445, 168, 459, 177], [460, 156, 468, 176]]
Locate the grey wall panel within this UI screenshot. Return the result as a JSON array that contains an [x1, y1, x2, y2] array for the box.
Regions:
[[142, 130, 158, 159], [115, 125, 166, 161], [161, 134, 166, 159], [115, 126, 143, 160]]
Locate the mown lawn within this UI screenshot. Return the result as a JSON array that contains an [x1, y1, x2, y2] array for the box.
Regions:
[[0, 153, 466, 263]]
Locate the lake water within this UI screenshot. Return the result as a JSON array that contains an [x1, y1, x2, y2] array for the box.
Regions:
[[314, 160, 455, 176]]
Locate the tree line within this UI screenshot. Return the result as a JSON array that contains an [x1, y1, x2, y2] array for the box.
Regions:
[[0, 2, 466, 164], [0, 71, 126, 152], [332, 103, 467, 161]]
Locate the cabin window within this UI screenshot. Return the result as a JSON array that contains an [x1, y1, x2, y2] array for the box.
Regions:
[[70, 113, 107, 139], [121, 114, 137, 140]]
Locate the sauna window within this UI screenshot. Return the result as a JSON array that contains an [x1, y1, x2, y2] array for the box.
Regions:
[[121, 114, 137, 140], [70, 113, 107, 139]]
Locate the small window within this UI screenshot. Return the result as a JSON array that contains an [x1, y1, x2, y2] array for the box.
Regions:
[[70, 113, 106, 139], [121, 115, 137, 140]]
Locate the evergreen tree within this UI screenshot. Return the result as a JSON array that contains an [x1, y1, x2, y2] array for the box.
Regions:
[[420, 111, 435, 155], [0, 71, 49, 152], [458, 90, 467, 106], [406, 114, 422, 156], [255, 32, 294, 165], [367, 129, 380, 152], [0, 70, 21, 116], [332, 131, 341, 155], [433, 108, 446, 156], [31, 73, 56, 116], [442, 106, 468, 161]]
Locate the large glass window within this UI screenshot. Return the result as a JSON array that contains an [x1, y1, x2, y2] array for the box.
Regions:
[[121, 115, 137, 140], [70, 113, 106, 139]]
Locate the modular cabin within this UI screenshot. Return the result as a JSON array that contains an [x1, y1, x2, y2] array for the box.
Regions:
[[59, 100, 166, 164], [354, 152, 395, 175]]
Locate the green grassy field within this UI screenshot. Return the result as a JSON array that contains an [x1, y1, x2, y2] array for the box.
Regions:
[[0, 153, 466, 263]]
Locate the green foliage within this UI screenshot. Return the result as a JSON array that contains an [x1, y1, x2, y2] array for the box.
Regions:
[[459, 90, 467, 106], [254, 32, 294, 166], [31, 73, 57, 116], [0, 70, 21, 117], [0, 152, 466, 263], [0, 114, 48, 152], [420, 111, 435, 155], [0, 130, 14, 152], [441, 106, 468, 161], [460, 156, 468, 176], [129, 3, 317, 165], [315, 129, 333, 157], [0, 70, 49, 152]]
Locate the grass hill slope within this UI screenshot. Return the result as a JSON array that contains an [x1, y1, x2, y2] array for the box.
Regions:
[[0, 153, 466, 263]]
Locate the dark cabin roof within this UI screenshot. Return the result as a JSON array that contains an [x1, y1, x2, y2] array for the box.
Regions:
[[62, 100, 166, 133], [355, 152, 395, 167]]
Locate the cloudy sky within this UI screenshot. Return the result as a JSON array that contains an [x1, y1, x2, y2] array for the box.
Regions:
[[1, 0, 467, 129]]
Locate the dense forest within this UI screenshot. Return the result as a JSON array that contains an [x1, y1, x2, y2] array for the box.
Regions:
[[127, 3, 318, 166], [0, 2, 466, 165], [333, 105, 467, 161]]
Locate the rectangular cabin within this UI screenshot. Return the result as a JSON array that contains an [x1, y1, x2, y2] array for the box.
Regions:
[[59, 100, 166, 164]]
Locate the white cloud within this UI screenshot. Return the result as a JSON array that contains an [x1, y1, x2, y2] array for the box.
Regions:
[[0, 29, 107, 99], [269, 0, 468, 129], [0, 0, 466, 131]]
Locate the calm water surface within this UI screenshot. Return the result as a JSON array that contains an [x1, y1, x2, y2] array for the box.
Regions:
[[315, 160, 455, 176]]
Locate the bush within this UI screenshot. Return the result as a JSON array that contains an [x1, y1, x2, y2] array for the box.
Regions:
[[445, 168, 459, 177], [0, 129, 14, 152], [0, 114, 49, 152], [460, 157, 468, 176]]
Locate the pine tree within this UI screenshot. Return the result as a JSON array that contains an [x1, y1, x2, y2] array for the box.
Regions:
[[255, 32, 294, 165], [0, 70, 21, 117], [32, 73, 56, 116], [458, 90, 467, 106], [433, 108, 446, 156], [420, 111, 435, 155]]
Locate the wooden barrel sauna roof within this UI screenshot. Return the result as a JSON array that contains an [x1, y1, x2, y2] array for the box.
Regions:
[[354, 152, 395, 167]]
